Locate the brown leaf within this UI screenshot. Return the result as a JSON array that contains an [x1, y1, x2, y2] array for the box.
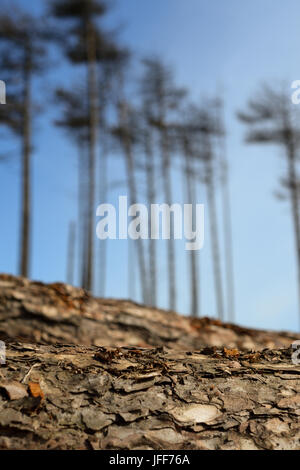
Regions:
[[244, 352, 261, 363]]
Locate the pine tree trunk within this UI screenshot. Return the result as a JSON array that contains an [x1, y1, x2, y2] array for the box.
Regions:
[[287, 144, 300, 330], [19, 51, 32, 278], [145, 130, 157, 307], [128, 239, 137, 301], [78, 142, 88, 288], [221, 159, 235, 323], [66, 221, 76, 285], [183, 141, 199, 317], [119, 103, 149, 305], [161, 131, 176, 311], [85, 16, 98, 293], [205, 152, 225, 321], [97, 138, 108, 297], [216, 102, 235, 323]]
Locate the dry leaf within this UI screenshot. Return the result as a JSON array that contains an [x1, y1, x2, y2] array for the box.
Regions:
[[223, 348, 240, 358], [28, 382, 44, 400]]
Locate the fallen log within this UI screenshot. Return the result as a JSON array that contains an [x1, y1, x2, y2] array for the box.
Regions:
[[0, 342, 299, 450], [0, 274, 299, 351], [0, 274, 299, 450]]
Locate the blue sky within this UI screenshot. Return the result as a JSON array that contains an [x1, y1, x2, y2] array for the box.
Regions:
[[1, 0, 300, 331]]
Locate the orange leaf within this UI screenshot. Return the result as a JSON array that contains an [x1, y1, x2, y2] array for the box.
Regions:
[[223, 347, 240, 358], [28, 382, 44, 400]]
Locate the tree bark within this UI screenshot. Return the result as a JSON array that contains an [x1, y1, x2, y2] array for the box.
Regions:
[[0, 275, 299, 450], [0, 341, 299, 450]]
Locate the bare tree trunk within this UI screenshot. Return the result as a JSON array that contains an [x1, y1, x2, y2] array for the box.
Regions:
[[119, 103, 149, 304], [287, 144, 300, 330], [77, 142, 88, 288], [85, 15, 98, 293], [124, 143, 149, 304], [205, 141, 225, 321], [215, 102, 235, 323], [19, 51, 32, 278], [97, 73, 110, 298], [221, 161, 235, 323], [128, 238, 136, 301], [144, 129, 157, 307], [97, 137, 108, 297], [66, 221, 76, 285], [183, 140, 200, 317], [160, 131, 176, 311], [0, 340, 299, 450]]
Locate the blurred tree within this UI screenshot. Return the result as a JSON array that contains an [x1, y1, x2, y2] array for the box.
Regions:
[[66, 220, 76, 285], [54, 85, 89, 287], [96, 64, 116, 297], [186, 104, 225, 321], [238, 85, 300, 328], [112, 97, 149, 305], [140, 58, 186, 311], [50, 0, 122, 292], [165, 104, 201, 317], [174, 103, 225, 320], [136, 91, 158, 307], [214, 99, 235, 323], [0, 9, 49, 278], [180, 114, 201, 318]]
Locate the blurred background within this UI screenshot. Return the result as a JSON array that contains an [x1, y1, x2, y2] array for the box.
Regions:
[[0, 0, 300, 332]]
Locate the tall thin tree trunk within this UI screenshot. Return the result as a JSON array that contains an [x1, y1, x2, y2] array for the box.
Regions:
[[205, 141, 225, 321], [124, 141, 148, 304], [78, 142, 87, 287], [144, 129, 157, 307], [216, 102, 235, 323], [161, 131, 176, 311], [20, 50, 32, 278], [119, 103, 149, 305], [128, 238, 136, 301], [183, 139, 200, 317], [287, 143, 300, 330], [85, 12, 98, 293], [97, 75, 110, 298], [97, 138, 108, 297], [67, 221, 76, 285], [221, 164, 235, 323]]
